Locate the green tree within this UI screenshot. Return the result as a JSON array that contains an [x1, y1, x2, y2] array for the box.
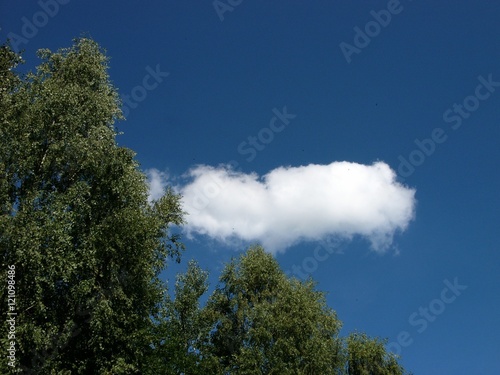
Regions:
[[344, 333, 407, 375], [158, 246, 409, 375], [148, 260, 214, 375], [0, 39, 184, 374], [202, 245, 344, 375]]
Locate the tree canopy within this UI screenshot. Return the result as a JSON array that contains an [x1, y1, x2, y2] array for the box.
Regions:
[[0, 38, 184, 374], [1, 38, 410, 374], [203, 246, 344, 374]]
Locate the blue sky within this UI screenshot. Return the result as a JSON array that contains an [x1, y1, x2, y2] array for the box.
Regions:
[[3, 1, 500, 373]]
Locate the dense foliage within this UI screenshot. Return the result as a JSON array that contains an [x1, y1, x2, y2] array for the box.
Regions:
[[0, 39, 184, 374], [0, 39, 409, 374]]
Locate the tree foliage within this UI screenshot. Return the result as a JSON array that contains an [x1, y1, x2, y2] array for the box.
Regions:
[[344, 333, 407, 375], [0, 39, 184, 374], [148, 260, 212, 375], [157, 246, 409, 375], [202, 246, 344, 374]]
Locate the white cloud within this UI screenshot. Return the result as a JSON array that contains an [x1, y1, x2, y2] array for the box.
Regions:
[[177, 161, 416, 254], [146, 168, 169, 202]]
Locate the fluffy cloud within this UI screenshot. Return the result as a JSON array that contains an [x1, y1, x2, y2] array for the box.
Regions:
[[174, 161, 416, 254], [146, 168, 169, 202]]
